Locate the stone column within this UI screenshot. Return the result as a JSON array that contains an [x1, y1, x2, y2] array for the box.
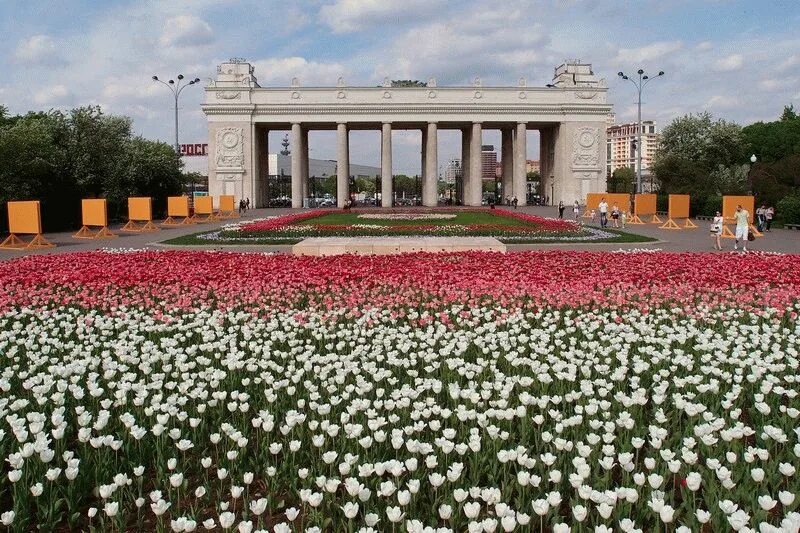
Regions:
[[301, 128, 309, 203], [501, 128, 513, 204], [468, 122, 482, 206], [420, 127, 427, 204], [252, 125, 269, 208], [539, 128, 550, 204], [336, 123, 349, 208], [513, 122, 527, 206], [461, 128, 471, 205], [381, 122, 393, 208], [423, 122, 438, 207], [291, 123, 303, 208]]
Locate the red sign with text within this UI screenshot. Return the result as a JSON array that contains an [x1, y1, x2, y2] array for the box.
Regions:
[[180, 143, 208, 157]]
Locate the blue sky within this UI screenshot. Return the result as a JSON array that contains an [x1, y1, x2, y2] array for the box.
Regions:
[[2, 0, 799, 173]]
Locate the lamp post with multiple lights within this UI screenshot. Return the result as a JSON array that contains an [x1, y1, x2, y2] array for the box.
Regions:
[[617, 69, 664, 194], [152, 74, 201, 195]]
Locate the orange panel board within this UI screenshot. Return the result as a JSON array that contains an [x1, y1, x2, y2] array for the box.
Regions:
[[669, 194, 691, 219], [586, 193, 631, 211], [722, 195, 754, 223], [128, 197, 152, 221], [634, 194, 657, 216], [7, 201, 43, 235], [81, 199, 108, 227], [167, 196, 190, 218], [219, 195, 235, 212], [194, 196, 213, 215]]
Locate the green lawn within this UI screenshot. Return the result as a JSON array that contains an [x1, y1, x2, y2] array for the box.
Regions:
[[162, 209, 656, 246], [303, 211, 524, 227]]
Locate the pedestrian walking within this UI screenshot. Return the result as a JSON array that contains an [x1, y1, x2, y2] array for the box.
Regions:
[[765, 206, 774, 231], [711, 211, 724, 251], [733, 204, 750, 252], [620, 211, 627, 228], [558, 201, 565, 219], [598, 198, 608, 228], [572, 200, 580, 220], [590, 209, 596, 224], [512, 196, 518, 209], [238, 199, 245, 215], [246, 198, 251, 211], [756, 205, 766, 231]]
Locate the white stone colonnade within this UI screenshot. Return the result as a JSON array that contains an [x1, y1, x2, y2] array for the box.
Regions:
[[203, 61, 611, 208]]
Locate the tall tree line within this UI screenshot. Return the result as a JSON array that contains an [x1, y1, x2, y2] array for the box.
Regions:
[[0, 105, 185, 232]]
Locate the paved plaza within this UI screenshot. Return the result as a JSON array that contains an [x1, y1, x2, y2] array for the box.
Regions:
[[1, 206, 797, 260]]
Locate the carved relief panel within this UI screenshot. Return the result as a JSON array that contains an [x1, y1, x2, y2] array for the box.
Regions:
[[215, 127, 244, 169], [572, 127, 600, 169]]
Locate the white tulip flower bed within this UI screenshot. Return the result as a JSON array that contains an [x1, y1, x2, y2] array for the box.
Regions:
[[0, 250, 798, 533]]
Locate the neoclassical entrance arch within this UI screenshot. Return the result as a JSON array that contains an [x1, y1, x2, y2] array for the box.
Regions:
[[202, 60, 611, 208]]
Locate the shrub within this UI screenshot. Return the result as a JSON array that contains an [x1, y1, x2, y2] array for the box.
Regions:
[[776, 195, 800, 225]]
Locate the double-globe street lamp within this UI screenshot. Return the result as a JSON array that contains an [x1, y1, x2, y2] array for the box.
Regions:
[[152, 74, 201, 195], [617, 69, 665, 194]]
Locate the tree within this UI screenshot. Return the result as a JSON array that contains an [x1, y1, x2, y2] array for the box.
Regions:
[[390, 80, 426, 87], [742, 105, 800, 207], [742, 105, 800, 164], [607, 167, 634, 193], [652, 111, 748, 214], [0, 105, 184, 231]]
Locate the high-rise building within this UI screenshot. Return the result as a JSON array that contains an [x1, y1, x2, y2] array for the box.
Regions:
[[606, 120, 659, 185], [443, 158, 462, 184], [481, 145, 497, 180]]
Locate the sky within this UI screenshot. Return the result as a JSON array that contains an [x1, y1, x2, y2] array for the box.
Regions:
[[1, 0, 799, 174]]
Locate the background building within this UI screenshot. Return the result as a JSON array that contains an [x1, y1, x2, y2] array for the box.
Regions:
[[606, 120, 659, 185], [443, 158, 462, 184], [268, 153, 378, 181], [496, 160, 539, 177], [481, 145, 497, 180]]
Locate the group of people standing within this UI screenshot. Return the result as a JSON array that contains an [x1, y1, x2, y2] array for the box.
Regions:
[[238, 198, 250, 214], [558, 198, 624, 228], [503, 196, 519, 209], [755, 205, 775, 232]]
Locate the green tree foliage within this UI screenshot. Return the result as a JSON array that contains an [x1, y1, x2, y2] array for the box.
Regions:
[[0, 106, 185, 231], [742, 105, 800, 164], [743, 105, 800, 209], [390, 80, 427, 87], [652, 112, 748, 215], [392, 175, 420, 197], [607, 167, 635, 193], [776, 195, 800, 225]]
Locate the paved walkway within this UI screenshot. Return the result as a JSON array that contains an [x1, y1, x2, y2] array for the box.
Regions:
[[0, 206, 797, 261]]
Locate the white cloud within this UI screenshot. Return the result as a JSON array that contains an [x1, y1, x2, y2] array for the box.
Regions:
[[14, 35, 60, 63], [695, 41, 713, 51], [713, 53, 744, 72], [159, 15, 214, 47], [758, 78, 792, 91], [777, 54, 800, 72], [33, 84, 69, 105], [252, 57, 349, 86], [614, 41, 683, 63], [319, 0, 446, 33], [706, 94, 741, 109]]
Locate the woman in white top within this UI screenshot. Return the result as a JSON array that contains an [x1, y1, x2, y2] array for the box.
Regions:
[[573, 200, 580, 220], [711, 211, 724, 251]]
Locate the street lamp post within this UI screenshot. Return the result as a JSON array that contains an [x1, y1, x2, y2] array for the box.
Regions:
[[617, 69, 665, 194], [152, 74, 201, 195]]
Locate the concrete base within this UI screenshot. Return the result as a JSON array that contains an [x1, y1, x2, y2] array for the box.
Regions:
[[292, 237, 506, 256]]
